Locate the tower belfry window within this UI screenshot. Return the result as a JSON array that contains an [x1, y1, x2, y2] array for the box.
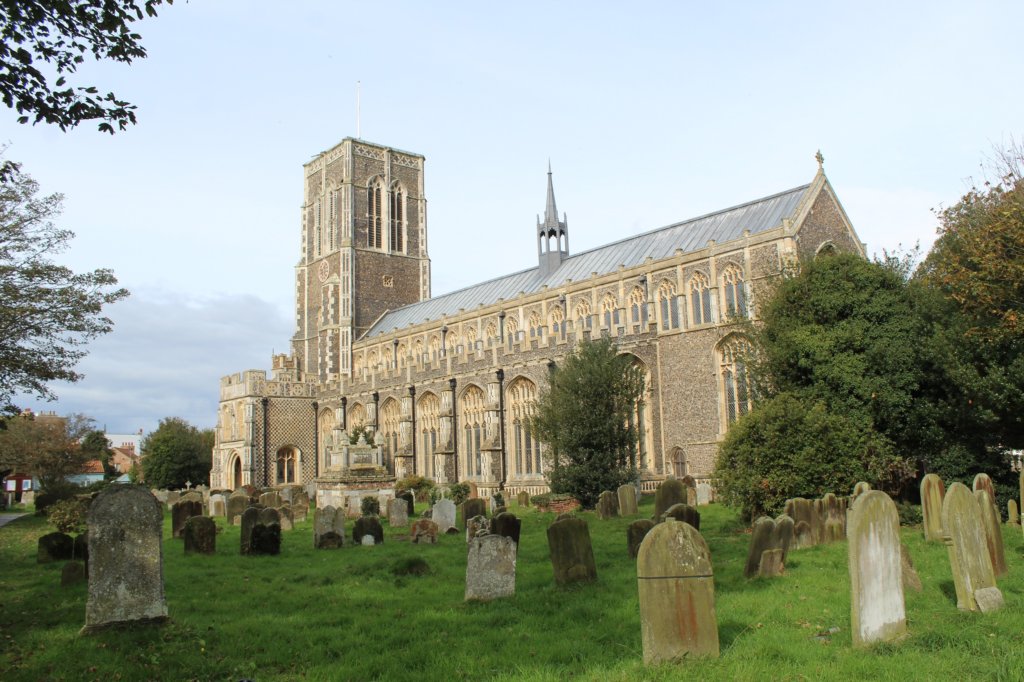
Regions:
[[389, 183, 405, 253], [368, 180, 383, 249]]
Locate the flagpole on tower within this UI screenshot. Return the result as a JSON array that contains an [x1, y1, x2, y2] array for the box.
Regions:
[[356, 81, 361, 139]]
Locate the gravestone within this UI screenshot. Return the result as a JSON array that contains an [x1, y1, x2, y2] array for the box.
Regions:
[[920, 473, 945, 542], [821, 493, 844, 538], [972, 473, 997, 508], [432, 499, 457, 533], [467, 481, 479, 499], [73, 532, 89, 567], [773, 515, 795, 566], [696, 482, 712, 506], [653, 479, 686, 521], [259, 491, 281, 509], [38, 532, 74, 563], [466, 514, 489, 542], [411, 518, 439, 544], [547, 517, 597, 585], [627, 519, 655, 559], [240, 507, 260, 555], [226, 491, 249, 526], [489, 493, 505, 515], [555, 512, 575, 522], [617, 484, 639, 516], [208, 494, 226, 518], [974, 489, 1008, 578], [1008, 499, 1020, 525], [462, 498, 487, 528], [171, 500, 203, 539], [397, 490, 415, 517], [851, 481, 872, 502], [942, 482, 1002, 612], [847, 490, 906, 647], [180, 491, 203, 505], [388, 498, 409, 528], [277, 505, 294, 531], [596, 490, 619, 520], [744, 517, 777, 578], [660, 503, 700, 530], [465, 534, 517, 602], [637, 519, 719, 663], [793, 520, 813, 550], [251, 508, 281, 555], [314, 505, 346, 549], [183, 516, 216, 555], [490, 512, 522, 548], [152, 490, 169, 504], [353, 516, 384, 545], [517, 491, 530, 507], [361, 535, 376, 546], [82, 485, 167, 633], [681, 475, 697, 506], [61, 561, 87, 587], [165, 490, 180, 508], [293, 490, 310, 513], [784, 498, 816, 548]]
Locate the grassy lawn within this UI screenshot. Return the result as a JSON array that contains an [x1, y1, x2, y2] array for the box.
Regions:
[[1, 495, 1023, 681]]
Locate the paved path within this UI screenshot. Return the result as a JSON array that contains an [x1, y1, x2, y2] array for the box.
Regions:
[[0, 512, 28, 528]]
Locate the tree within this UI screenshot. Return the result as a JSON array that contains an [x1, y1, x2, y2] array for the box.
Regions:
[[0, 0, 172, 133], [0, 159, 129, 417], [140, 417, 212, 489], [0, 411, 93, 491], [529, 337, 644, 508], [80, 428, 115, 478]]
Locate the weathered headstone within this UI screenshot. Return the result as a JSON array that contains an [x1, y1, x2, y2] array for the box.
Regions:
[[397, 490, 415, 517], [851, 481, 872, 502], [183, 516, 216, 555], [784, 498, 816, 548], [208, 494, 227, 518], [259, 491, 281, 509], [974, 489, 1008, 578], [314, 505, 346, 549], [681, 475, 697, 506], [793, 520, 813, 550], [466, 514, 489, 542], [38, 532, 74, 563], [847, 490, 906, 647], [432, 499, 457, 533], [490, 512, 522, 548], [180, 491, 203, 505], [637, 519, 719, 663], [277, 505, 294, 531], [920, 473, 945, 542], [353, 515, 384, 545], [251, 508, 281, 555], [61, 560, 87, 587], [744, 517, 777, 578], [488, 493, 505, 515], [972, 473, 997, 507], [465, 534, 517, 602], [293, 490, 310, 513], [821, 493, 844, 537], [696, 482, 713, 506], [82, 485, 167, 633], [170, 499, 203, 539], [617, 484, 638, 516], [240, 506, 260, 555], [226, 491, 249, 527], [653, 479, 686, 521], [388, 498, 409, 528], [73, 532, 89, 567], [517, 491, 530, 507], [660, 503, 700, 530], [627, 519, 655, 559], [941, 482, 1002, 612], [462, 498, 487, 528], [411, 518, 439, 544], [547, 517, 597, 585], [467, 481, 479, 499], [164, 490, 180, 508], [1008, 499, 1020, 525], [596, 490, 619, 520], [773, 514, 795, 566]]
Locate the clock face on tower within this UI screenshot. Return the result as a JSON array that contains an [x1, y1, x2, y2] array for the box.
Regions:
[[318, 259, 330, 282]]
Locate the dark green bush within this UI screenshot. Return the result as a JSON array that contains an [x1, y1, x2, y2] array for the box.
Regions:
[[360, 496, 380, 517], [449, 483, 470, 506], [396, 475, 435, 502], [896, 501, 922, 527], [390, 557, 430, 576], [46, 497, 88, 534]]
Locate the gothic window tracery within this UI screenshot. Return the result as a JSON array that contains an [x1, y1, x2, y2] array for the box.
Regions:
[[505, 316, 519, 344], [719, 335, 753, 428], [276, 446, 299, 484], [721, 265, 747, 319], [658, 280, 680, 330], [601, 293, 619, 329], [348, 403, 367, 433], [379, 398, 400, 472], [506, 378, 543, 477], [418, 392, 440, 479], [575, 300, 592, 330], [629, 286, 647, 326], [624, 356, 652, 471], [549, 307, 565, 338], [689, 272, 713, 325], [460, 385, 486, 478], [367, 178, 383, 249], [528, 311, 542, 337], [485, 322, 497, 347]]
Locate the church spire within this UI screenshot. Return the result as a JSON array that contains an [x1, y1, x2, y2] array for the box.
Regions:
[[537, 163, 569, 277]]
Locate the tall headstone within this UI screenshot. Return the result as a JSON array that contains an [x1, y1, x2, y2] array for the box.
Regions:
[[259, 491, 281, 509], [653, 479, 686, 521], [465, 534, 516, 602], [517, 491, 530, 508], [920, 473, 945, 542], [627, 519, 655, 559], [397, 490, 415, 517], [226, 490, 249, 526], [240, 507, 260, 555], [388, 498, 409, 528], [490, 512, 522, 548], [744, 517, 777, 579], [353, 515, 384, 545], [432, 499, 457, 533], [596, 490, 619, 520], [164, 490, 180, 509], [847, 491, 906, 647], [851, 482, 871, 506], [941, 482, 1002, 612], [784, 498, 816, 548], [793, 520, 813, 549], [462, 498, 487, 528], [547, 517, 597, 585], [208, 494, 227, 518], [637, 520, 719, 663], [660, 503, 700, 530], [183, 516, 216, 555], [617, 484, 638, 516], [171, 499, 203, 539], [680, 475, 697, 506], [314, 505, 346, 549], [1008, 499, 1020, 525], [695, 482, 712, 506], [82, 485, 167, 633], [251, 508, 281, 555], [974, 489, 1008, 578], [972, 473, 997, 509]]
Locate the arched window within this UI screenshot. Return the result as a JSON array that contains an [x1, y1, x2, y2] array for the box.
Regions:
[[485, 322, 497, 347], [505, 316, 519, 344], [528, 311, 542, 338], [464, 326, 477, 350], [429, 334, 441, 360], [318, 408, 335, 473], [719, 336, 753, 427], [413, 339, 424, 364], [276, 446, 299, 484], [506, 378, 543, 477], [367, 350, 379, 372], [446, 333, 458, 356], [658, 280, 680, 330], [601, 293, 619, 329], [575, 300, 592, 330], [397, 343, 407, 369], [689, 272, 713, 325], [624, 356, 652, 471], [367, 179, 383, 249], [314, 199, 322, 257], [348, 403, 367, 433], [721, 265, 747, 319], [389, 182, 405, 253], [382, 347, 393, 370], [460, 385, 486, 478], [549, 307, 565, 338], [379, 398, 400, 472], [629, 286, 647, 326], [418, 392, 440, 480]]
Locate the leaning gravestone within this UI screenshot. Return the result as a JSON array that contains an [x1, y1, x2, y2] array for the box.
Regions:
[[1009, 499, 1020, 525], [82, 485, 167, 633], [462, 498, 487, 528], [388, 498, 409, 528], [37, 532, 74, 564], [744, 517, 777, 579], [432, 499, 457, 533], [226, 491, 249, 526], [314, 505, 346, 549], [490, 512, 522, 548], [848, 490, 907, 647], [547, 517, 597, 585], [277, 505, 294, 531], [942, 482, 1002, 612], [627, 519, 655, 559], [596, 490, 619, 520], [974, 489, 1008, 578], [251, 508, 281, 555], [793, 520, 813, 550], [617, 484, 639, 516], [465, 534, 517, 602], [920, 473, 945, 542], [240, 507, 260, 555], [637, 519, 719, 663], [171, 499, 203, 539], [784, 498, 816, 548], [353, 516, 384, 545], [773, 515, 795, 565], [661, 503, 700, 530], [183, 516, 216, 555], [821, 493, 845, 539], [466, 514, 489, 542], [411, 519, 439, 544], [653, 479, 686, 522]]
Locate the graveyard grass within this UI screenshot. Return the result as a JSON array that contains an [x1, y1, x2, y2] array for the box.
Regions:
[[3, 498, 1024, 681]]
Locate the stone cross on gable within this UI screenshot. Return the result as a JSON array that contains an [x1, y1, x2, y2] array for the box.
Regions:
[[815, 150, 825, 170]]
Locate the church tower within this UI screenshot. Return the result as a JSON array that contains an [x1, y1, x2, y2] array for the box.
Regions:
[[536, 164, 569, 277], [292, 138, 430, 381]]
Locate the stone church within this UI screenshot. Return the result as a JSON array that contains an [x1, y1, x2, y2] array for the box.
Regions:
[[210, 137, 864, 498]]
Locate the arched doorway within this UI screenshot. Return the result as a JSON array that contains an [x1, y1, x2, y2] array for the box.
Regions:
[[231, 452, 242, 489]]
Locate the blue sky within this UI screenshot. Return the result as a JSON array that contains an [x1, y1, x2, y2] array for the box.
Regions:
[[4, 1, 1022, 434]]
